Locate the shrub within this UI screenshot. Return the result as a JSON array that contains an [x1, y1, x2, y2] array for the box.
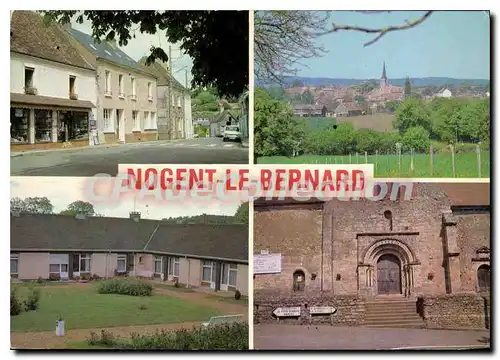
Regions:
[[92, 274, 101, 281], [24, 288, 41, 311], [81, 273, 91, 281], [10, 289, 23, 316], [174, 280, 180, 288], [97, 279, 153, 296], [234, 290, 241, 300], [36, 277, 44, 284], [126, 322, 249, 350], [402, 126, 430, 153], [49, 273, 61, 281], [88, 330, 118, 347]]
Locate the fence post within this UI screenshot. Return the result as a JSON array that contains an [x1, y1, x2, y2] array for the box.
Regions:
[[365, 151, 368, 164], [476, 144, 482, 178], [429, 144, 434, 176], [450, 144, 456, 178], [410, 148, 415, 173], [356, 152, 359, 164], [396, 143, 402, 177], [349, 153, 352, 164], [375, 150, 378, 174]]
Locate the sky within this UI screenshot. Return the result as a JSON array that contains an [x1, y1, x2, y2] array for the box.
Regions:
[[296, 11, 490, 79], [10, 177, 241, 220], [71, 15, 194, 86]]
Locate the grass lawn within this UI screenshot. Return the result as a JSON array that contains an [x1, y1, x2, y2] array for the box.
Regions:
[[11, 284, 221, 332], [208, 295, 249, 306], [257, 151, 490, 178], [150, 282, 194, 292]]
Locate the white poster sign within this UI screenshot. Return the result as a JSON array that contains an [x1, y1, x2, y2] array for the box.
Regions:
[[253, 253, 281, 274]]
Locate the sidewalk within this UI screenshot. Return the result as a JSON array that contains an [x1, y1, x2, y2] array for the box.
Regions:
[[10, 139, 168, 158], [240, 139, 249, 148]]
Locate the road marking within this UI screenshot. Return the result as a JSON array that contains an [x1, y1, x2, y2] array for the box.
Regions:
[[223, 144, 235, 148], [189, 144, 199, 147], [208, 144, 217, 147]]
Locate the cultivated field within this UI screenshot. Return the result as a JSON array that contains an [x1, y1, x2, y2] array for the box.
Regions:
[[258, 151, 490, 178], [295, 116, 337, 132], [336, 113, 396, 132]]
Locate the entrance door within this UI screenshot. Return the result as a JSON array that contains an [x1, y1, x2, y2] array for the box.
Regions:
[[377, 254, 401, 294], [116, 109, 125, 143], [220, 263, 229, 291]]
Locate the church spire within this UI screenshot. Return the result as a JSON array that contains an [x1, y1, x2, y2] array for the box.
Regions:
[[381, 61, 387, 80]]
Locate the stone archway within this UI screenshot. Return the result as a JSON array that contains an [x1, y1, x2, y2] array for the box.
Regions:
[[358, 238, 418, 297]]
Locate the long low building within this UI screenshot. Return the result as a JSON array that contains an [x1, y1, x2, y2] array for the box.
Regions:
[[10, 212, 249, 296]]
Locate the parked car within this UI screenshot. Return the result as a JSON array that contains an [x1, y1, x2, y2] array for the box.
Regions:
[[223, 125, 241, 142]]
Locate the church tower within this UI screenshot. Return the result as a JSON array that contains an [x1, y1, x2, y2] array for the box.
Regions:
[[380, 61, 388, 89]]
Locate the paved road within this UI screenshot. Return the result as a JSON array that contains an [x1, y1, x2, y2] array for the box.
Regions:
[[254, 324, 491, 350], [11, 137, 248, 176]]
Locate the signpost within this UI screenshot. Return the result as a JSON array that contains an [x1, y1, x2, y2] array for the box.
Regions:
[[309, 306, 337, 325], [309, 306, 336, 315], [273, 307, 300, 322]]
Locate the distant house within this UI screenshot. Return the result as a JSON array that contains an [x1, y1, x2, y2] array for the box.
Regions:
[[334, 102, 362, 117], [210, 109, 238, 137], [436, 88, 453, 98], [292, 104, 327, 117], [11, 212, 249, 295]]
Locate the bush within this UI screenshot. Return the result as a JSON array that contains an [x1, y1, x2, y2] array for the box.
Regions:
[[81, 273, 91, 281], [49, 273, 61, 281], [10, 289, 23, 316], [88, 330, 117, 347], [97, 279, 153, 296], [402, 126, 430, 153], [126, 323, 249, 350], [92, 274, 101, 281], [24, 288, 41, 311], [234, 290, 241, 300], [36, 277, 44, 284]]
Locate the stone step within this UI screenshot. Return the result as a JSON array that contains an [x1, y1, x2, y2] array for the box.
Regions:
[[363, 322, 426, 329], [365, 304, 417, 312], [365, 312, 421, 319]]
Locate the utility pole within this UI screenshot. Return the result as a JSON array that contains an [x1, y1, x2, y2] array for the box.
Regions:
[[168, 45, 173, 139], [184, 69, 189, 139]]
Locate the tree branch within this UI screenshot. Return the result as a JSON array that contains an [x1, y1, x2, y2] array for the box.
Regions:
[[318, 11, 433, 47]]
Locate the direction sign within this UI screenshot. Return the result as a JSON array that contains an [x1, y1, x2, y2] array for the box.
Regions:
[[273, 307, 301, 317], [309, 306, 336, 315]]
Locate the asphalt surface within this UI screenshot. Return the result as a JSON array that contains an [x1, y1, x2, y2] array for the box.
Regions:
[[253, 324, 491, 350], [11, 137, 249, 177]]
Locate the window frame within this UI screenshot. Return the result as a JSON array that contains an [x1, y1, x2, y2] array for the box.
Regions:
[[10, 254, 19, 275], [117, 254, 127, 273], [118, 74, 125, 98], [132, 110, 141, 131], [24, 67, 35, 89], [103, 108, 113, 132], [131, 77, 137, 98], [202, 261, 214, 282], [73, 253, 91, 273], [154, 255, 163, 274], [105, 70, 112, 96]]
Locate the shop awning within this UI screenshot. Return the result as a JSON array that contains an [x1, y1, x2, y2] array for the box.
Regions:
[[10, 93, 95, 112]]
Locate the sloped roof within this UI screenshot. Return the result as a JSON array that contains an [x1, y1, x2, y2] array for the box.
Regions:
[[10, 11, 94, 71], [139, 57, 187, 90], [70, 28, 154, 77], [11, 213, 248, 262]]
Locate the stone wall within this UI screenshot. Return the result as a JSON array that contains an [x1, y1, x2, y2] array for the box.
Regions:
[[418, 294, 489, 330], [254, 290, 365, 326]]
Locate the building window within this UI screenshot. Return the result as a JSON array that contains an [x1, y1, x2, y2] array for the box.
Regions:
[[228, 264, 237, 287], [103, 109, 113, 132], [11, 108, 29, 143], [49, 263, 68, 274], [168, 257, 180, 277], [154, 255, 163, 274], [131, 77, 136, 98], [117, 255, 127, 273], [69, 76, 76, 98], [118, 74, 124, 98], [132, 111, 140, 131], [73, 253, 91, 273], [148, 82, 153, 100], [177, 95, 181, 107], [34, 110, 52, 143], [384, 210, 393, 231], [10, 254, 19, 275], [477, 265, 490, 292], [202, 261, 213, 282], [105, 71, 112, 96], [24, 67, 35, 91], [293, 270, 305, 292]]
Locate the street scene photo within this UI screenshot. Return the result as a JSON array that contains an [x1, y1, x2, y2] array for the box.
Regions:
[[10, 10, 249, 176], [254, 11, 490, 178], [10, 177, 249, 350], [253, 183, 490, 350]]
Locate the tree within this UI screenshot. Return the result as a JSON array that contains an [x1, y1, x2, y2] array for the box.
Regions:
[[234, 202, 249, 224], [404, 77, 412, 98], [402, 126, 430, 152], [394, 97, 431, 134], [385, 100, 401, 113], [255, 11, 433, 83], [59, 201, 96, 216], [254, 88, 305, 159], [41, 11, 248, 97], [301, 90, 315, 104], [10, 197, 54, 214], [354, 95, 366, 105], [254, 11, 330, 83]]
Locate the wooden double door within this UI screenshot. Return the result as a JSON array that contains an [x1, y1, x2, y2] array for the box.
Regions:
[[377, 254, 402, 294]]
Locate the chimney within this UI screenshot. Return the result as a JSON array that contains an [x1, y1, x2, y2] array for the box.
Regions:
[[130, 211, 141, 222], [75, 213, 86, 220]]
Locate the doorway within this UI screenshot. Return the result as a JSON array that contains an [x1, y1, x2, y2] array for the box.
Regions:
[[377, 254, 402, 294], [116, 109, 125, 143]]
